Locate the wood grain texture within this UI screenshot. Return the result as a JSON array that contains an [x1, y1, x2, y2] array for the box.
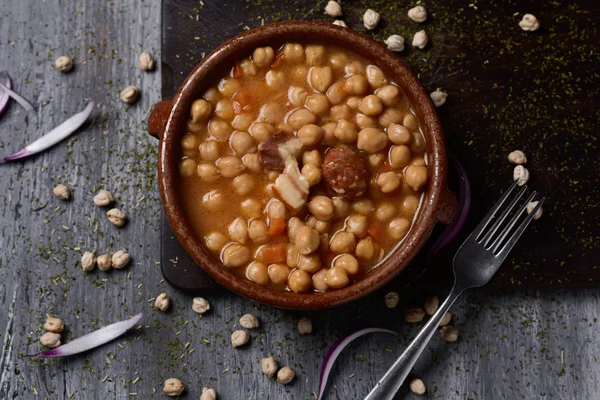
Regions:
[[1, 1, 599, 400]]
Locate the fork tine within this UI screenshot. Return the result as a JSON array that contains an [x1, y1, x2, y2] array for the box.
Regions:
[[493, 197, 545, 256], [470, 180, 519, 242], [489, 191, 537, 251], [480, 185, 528, 247]]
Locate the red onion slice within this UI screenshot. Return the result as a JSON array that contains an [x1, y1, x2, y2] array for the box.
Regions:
[[0, 80, 34, 113], [0, 101, 95, 164], [33, 312, 143, 358], [0, 71, 12, 116], [317, 327, 398, 400]]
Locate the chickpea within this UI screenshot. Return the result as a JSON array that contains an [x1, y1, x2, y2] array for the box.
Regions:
[[329, 52, 349, 70], [411, 157, 426, 167], [249, 122, 276, 142], [376, 202, 397, 221], [303, 149, 323, 166], [334, 119, 358, 143], [216, 156, 245, 178], [259, 102, 285, 124], [197, 163, 220, 182], [191, 99, 212, 122], [368, 153, 385, 168], [286, 244, 299, 268], [334, 254, 359, 275], [319, 233, 330, 252], [307, 215, 330, 233], [295, 226, 320, 255], [305, 94, 330, 116], [358, 95, 383, 116], [326, 81, 346, 105], [401, 195, 420, 217], [333, 197, 351, 219], [222, 243, 251, 267], [246, 261, 269, 285], [248, 219, 269, 244], [330, 104, 352, 121], [288, 270, 313, 293], [241, 198, 263, 219], [277, 122, 293, 135], [240, 154, 260, 174], [366, 65, 387, 88], [291, 65, 309, 82], [233, 173, 255, 195], [205, 231, 228, 252], [376, 85, 401, 107], [377, 172, 401, 193], [283, 43, 304, 63], [346, 96, 362, 110], [215, 99, 235, 120], [287, 108, 317, 130], [266, 69, 287, 90], [202, 190, 224, 211], [232, 113, 254, 130], [411, 132, 426, 153], [321, 122, 338, 146], [188, 121, 205, 134], [253, 46, 275, 68], [218, 78, 241, 98], [310, 66, 333, 93], [356, 237, 377, 260], [403, 113, 418, 130], [208, 119, 233, 142], [268, 263, 291, 285], [181, 134, 199, 151], [346, 213, 368, 238], [301, 163, 322, 186], [228, 217, 249, 244], [389, 217, 410, 241], [405, 165, 429, 191], [289, 86, 308, 108], [345, 60, 366, 75], [240, 57, 257, 76], [203, 87, 220, 103], [355, 114, 378, 129], [330, 231, 357, 254], [357, 128, 389, 153], [344, 74, 368, 95], [378, 108, 404, 128], [352, 199, 375, 214], [229, 131, 256, 155], [305, 44, 326, 66], [308, 196, 334, 221], [312, 269, 329, 291], [288, 217, 305, 241], [326, 266, 350, 289], [267, 199, 288, 219], [389, 145, 412, 169], [387, 123, 412, 145], [198, 141, 219, 161], [179, 158, 197, 177], [297, 124, 324, 146]]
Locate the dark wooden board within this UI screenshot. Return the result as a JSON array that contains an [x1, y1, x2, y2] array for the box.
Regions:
[[161, 0, 600, 291]]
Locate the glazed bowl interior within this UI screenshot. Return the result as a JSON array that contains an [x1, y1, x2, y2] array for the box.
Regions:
[[159, 21, 446, 309]]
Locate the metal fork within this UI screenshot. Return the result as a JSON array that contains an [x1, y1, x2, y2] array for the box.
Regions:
[[365, 181, 545, 400]]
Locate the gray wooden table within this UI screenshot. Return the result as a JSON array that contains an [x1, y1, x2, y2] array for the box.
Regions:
[[1, 1, 599, 399]]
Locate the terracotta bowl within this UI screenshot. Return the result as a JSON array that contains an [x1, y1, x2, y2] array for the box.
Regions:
[[148, 21, 456, 309]]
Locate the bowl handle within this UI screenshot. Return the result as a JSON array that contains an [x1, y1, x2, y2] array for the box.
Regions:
[[436, 187, 457, 224], [148, 100, 173, 140]]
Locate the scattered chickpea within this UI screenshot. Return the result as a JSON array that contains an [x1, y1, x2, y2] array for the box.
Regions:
[[508, 150, 527, 165], [384, 35, 405, 52], [154, 293, 170, 312], [527, 201, 543, 219], [139, 51, 155, 71], [277, 366, 296, 384], [298, 317, 313, 335], [363, 9, 380, 30], [97, 254, 112, 271], [262, 356, 279, 377], [409, 378, 427, 395], [240, 313, 260, 329], [404, 307, 426, 323], [519, 14, 540, 32], [120, 85, 139, 104], [163, 378, 184, 397], [439, 312, 452, 327], [412, 30, 428, 49], [332, 20, 348, 27], [325, 0, 342, 17], [231, 329, 250, 347], [81, 251, 96, 272], [43, 316, 64, 333], [53, 184, 70, 200], [513, 165, 530, 186], [112, 249, 131, 269], [407, 6, 427, 23], [441, 325, 459, 342], [40, 332, 61, 348], [192, 297, 211, 314], [93, 190, 113, 206], [107, 208, 127, 227], [54, 56, 73, 72], [423, 296, 439, 316], [200, 387, 217, 400], [385, 292, 400, 308], [430, 90, 447, 107]]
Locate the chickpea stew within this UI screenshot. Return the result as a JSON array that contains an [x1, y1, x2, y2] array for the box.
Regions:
[[177, 42, 429, 293]]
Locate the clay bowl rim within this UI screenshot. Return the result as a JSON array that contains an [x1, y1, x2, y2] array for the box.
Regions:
[[157, 21, 447, 310]]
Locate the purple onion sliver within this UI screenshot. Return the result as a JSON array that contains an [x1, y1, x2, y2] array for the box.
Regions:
[[0, 80, 34, 113], [33, 312, 143, 358], [0, 71, 12, 116], [317, 327, 398, 400]]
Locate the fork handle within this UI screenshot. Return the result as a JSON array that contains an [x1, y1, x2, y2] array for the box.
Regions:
[[364, 284, 465, 400]]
